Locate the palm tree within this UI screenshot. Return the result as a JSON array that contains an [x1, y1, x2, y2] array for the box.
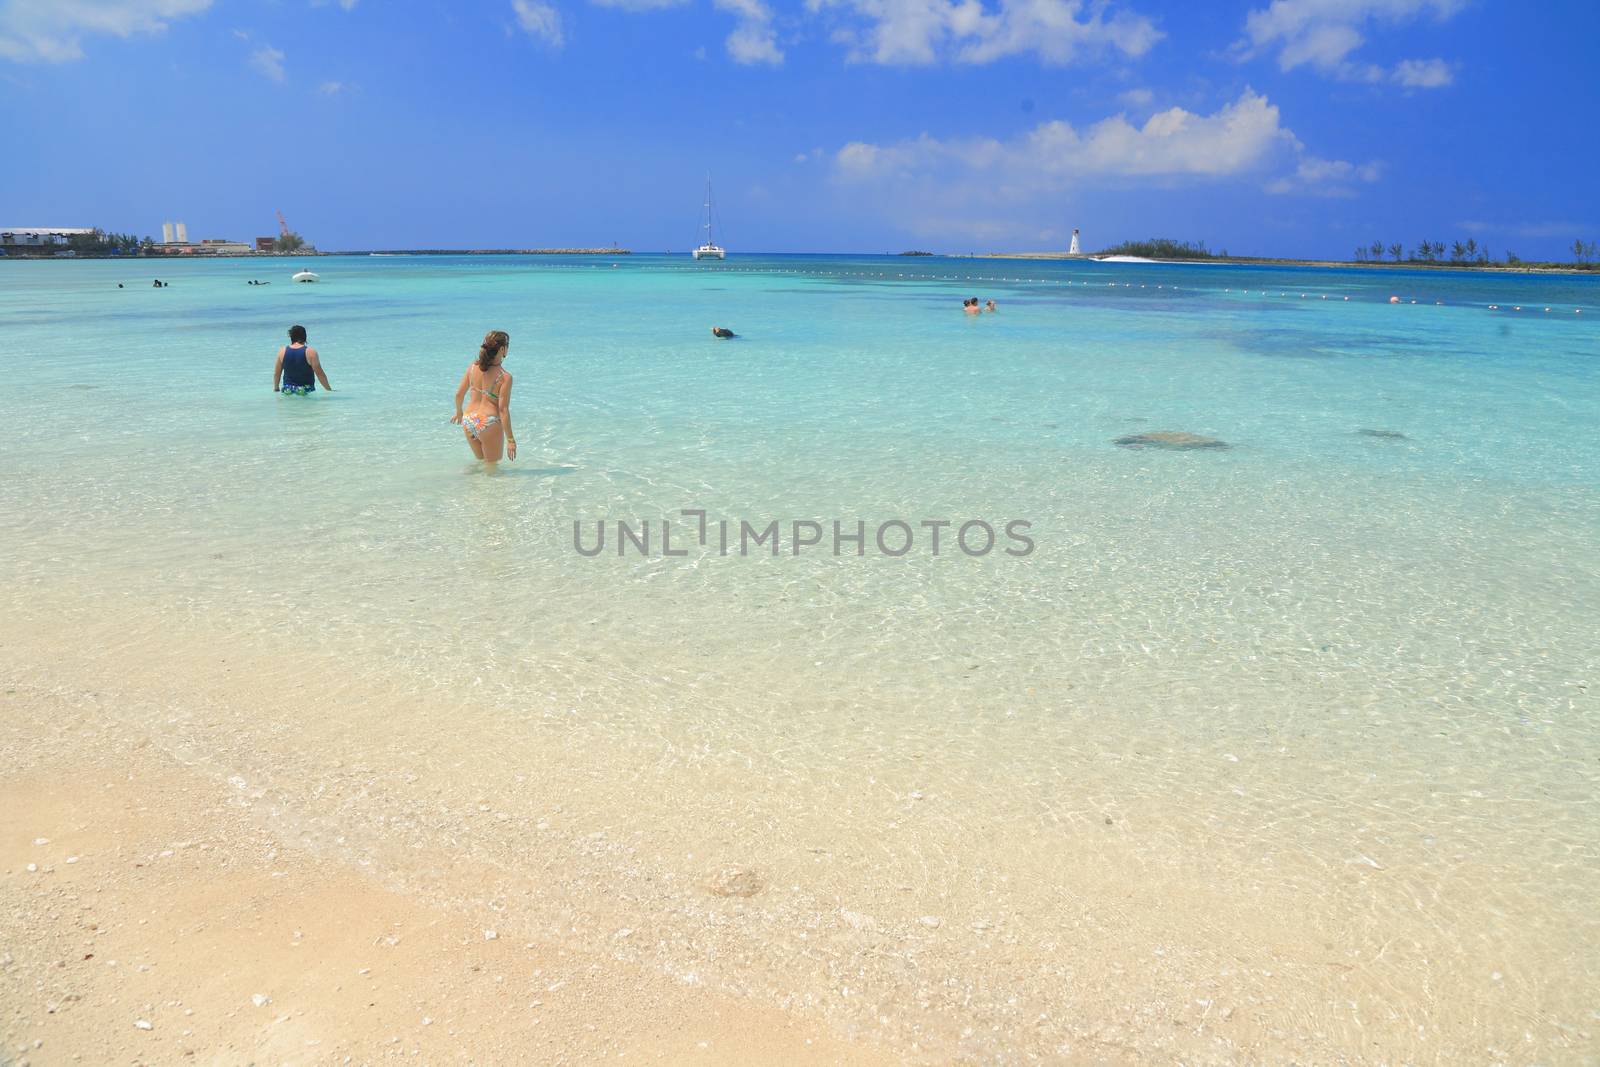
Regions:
[[1370, 241, 1385, 261], [1388, 243, 1403, 262]]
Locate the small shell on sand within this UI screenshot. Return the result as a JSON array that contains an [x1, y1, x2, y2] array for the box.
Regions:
[[704, 866, 764, 898], [1114, 431, 1229, 451]]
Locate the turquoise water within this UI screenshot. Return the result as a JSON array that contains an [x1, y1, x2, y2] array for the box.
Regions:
[[3, 253, 1598, 1060]]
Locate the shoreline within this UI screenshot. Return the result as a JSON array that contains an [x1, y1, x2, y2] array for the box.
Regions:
[[4, 249, 1594, 273], [0, 248, 633, 260], [976, 251, 1599, 275], [4, 565, 1596, 1065]]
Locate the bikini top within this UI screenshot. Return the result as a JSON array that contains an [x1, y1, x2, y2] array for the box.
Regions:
[[473, 366, 505, 402]]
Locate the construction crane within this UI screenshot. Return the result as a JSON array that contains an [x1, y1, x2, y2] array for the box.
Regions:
[[276, 210, 291, 239]]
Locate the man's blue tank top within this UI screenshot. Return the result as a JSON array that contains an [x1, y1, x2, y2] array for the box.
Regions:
[[282, 345, 314, 390]]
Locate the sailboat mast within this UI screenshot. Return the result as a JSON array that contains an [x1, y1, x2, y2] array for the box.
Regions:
[[704, 176, 714, 246]]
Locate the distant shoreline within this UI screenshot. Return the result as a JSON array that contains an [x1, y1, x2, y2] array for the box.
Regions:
[[977, 252, 1597, 276], [0, 248, 633, 260], [4, 248, 1593, 274]]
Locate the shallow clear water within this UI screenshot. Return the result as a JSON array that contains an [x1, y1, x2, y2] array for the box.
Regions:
[[3, 253, 1598, 1060]]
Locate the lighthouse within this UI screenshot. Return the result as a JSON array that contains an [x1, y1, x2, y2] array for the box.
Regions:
[[1069, 228, 1081, 255]]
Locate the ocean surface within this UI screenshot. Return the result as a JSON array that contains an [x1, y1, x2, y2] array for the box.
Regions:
[[3, 253, 1597, 1061]]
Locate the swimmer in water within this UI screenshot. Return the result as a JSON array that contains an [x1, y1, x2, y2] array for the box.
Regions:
[[711, 326, 736, 339], [452, 330, 516, 465], [984, 299, 997, 312], [273, 324, 333, 395], [964, 298, 981, 315]]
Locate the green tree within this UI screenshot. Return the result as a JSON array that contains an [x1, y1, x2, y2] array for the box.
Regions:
[[1354, 246, 1367, 262], [1388, 243, 1403, 262], [1505, 251, 1521, 265], [1370, 240, 1384, 260], [274, 231, 307, 253], [1095, 238, 1216, 260], [1464, 238, 1478, 261]]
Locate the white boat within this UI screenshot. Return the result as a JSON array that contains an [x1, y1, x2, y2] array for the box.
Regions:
[[292, 270, 320, 283], [692, 177, 725, 260]]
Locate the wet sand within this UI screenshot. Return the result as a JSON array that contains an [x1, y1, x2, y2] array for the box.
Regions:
[[4, 584, 1597, 1065], [0, 689, 895, 1066]]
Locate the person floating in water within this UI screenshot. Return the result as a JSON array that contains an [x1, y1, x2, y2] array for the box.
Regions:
[[452, 330, 516, 465], [273, 324, 333, 395], [711, 326, 735, 339], [152, 279, 163, 288], [963, 297, 981, 315]]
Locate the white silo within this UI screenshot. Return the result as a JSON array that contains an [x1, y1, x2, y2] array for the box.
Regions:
[[175, 221, 188, 244], [1069, 228, 1081, 255], [162, 221, 175, 244]]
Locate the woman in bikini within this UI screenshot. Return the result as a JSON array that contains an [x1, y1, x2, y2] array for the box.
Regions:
[[451, 330, 517, 464]]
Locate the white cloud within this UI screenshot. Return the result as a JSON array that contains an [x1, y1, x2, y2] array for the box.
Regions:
[[807, 0, 1159, 66], [590, 0, 688, 8], [318, 79, 346, 94], [0, 0, 212, 62], [1238, 0, 1463, 87], [512, 0, 564, 46], [715, 0, 782, 64], [831, 90, 1379, 236], [1392, 56, 1450, 87], [251, 43, 285, 81], [1117, 86, 1153, 107], [836, 91, 1297, 184], [1265, 154, 1382, 196]]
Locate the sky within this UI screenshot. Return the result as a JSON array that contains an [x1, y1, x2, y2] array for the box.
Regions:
[[1, 0, 1596, 257]]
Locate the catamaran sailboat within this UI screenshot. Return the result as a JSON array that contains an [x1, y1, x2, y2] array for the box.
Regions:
[[692, 177, 725, 260]]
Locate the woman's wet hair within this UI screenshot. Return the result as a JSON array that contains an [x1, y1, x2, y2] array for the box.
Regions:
[[478, 330, 510, 370], [288, 324, 307, 343]]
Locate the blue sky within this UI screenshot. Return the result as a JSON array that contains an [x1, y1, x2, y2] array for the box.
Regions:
[[2, 0, 1595, 257]]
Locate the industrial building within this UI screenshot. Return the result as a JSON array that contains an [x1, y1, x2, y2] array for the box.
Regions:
[[3, 223, 264, 256], [1, 228, 97, 247], [153, 238, 255, 255]]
